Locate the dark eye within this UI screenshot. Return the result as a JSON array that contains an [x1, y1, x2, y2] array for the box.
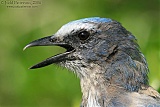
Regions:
[[78, 31, 90, 40]]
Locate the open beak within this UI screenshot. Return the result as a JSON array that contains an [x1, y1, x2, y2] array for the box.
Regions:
[[23, 35, 75, 69]]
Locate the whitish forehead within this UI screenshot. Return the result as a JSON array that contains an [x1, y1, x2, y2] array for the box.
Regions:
[[55, 17, 112, 36]]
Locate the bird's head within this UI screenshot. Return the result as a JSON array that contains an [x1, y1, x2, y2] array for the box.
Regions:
[[24, 17, 149, 91]]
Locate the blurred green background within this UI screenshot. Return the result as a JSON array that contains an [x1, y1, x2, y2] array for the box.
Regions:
[[0, 0, 159, 107]]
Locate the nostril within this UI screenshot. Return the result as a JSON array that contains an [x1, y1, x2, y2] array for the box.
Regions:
[[49, 38, 57, 42]]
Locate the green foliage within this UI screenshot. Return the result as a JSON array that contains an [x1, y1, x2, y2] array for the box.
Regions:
[[0, 0, 159, 106]]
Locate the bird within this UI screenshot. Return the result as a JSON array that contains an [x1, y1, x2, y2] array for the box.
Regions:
[[24, 17, 160, 107]]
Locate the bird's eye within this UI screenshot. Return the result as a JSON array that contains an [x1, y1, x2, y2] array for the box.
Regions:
[[78, 31, 90, 40]]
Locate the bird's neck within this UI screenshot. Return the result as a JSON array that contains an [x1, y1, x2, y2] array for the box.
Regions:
[[79, 50, 149, 106], [80, 72, 127, 107], [80, 72, 107, 107]]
